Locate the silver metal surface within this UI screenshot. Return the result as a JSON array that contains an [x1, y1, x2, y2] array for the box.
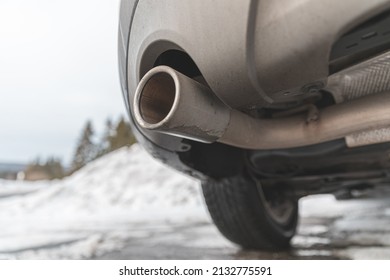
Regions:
[[134, 66, 230, 143], [134, 66, 390, 150], [327, 50, 390, 103], [118, 0, 138, 112], [220, 95, 390, 149], [127, 0, 390, 109], [327, 50, 390, 147], [122, 0, 390, 152], [346, 127, 390, 147]]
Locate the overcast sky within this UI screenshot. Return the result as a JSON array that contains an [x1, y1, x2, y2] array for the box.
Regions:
[[0, 0, 125, 165]]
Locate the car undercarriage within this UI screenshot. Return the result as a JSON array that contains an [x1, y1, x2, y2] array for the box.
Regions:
[[119, 0, 390, 249]]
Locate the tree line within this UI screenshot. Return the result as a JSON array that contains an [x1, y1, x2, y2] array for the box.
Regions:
[[24, 116, 136, 180]]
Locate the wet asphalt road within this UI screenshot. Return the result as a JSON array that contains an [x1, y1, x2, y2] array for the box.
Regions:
[[98, 187, 390, 260]]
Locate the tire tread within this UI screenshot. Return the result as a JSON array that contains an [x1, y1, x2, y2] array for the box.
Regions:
[[202, 176, 298, 250]]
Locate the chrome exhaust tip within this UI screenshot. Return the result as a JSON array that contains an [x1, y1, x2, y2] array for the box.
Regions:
[[136, 70, 177, 128], [133, 66, 231, 143]]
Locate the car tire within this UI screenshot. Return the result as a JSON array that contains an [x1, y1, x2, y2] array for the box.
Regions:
[[202, 175, 298, 250]]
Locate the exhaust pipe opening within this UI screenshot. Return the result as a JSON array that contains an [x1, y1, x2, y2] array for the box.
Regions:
[[138, 72, 176, 125], [134, 66, 231, 142]]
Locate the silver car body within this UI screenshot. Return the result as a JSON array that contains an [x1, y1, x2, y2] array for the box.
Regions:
[[120, 0, 390, 153]]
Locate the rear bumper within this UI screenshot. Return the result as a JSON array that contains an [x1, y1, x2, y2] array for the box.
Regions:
[[118, 0, 390, 177]]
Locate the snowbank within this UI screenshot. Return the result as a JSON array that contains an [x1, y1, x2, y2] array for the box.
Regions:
[[0, 144, 208, 259], [0, 145, 206, 219]]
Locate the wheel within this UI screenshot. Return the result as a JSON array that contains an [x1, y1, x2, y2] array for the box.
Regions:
[[202, 175, 298, 250]]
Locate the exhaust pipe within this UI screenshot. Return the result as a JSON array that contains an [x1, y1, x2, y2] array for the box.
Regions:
[[133, 66, 390, 150], [133, 66, 230, 143]]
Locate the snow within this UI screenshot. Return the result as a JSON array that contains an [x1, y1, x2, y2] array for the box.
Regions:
[[0, 179, 48, 198], [0, 144, 209, 259], [1, 143, 382, 259]]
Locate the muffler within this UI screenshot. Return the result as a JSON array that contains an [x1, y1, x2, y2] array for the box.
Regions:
[[133, 66, 390, 150]]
